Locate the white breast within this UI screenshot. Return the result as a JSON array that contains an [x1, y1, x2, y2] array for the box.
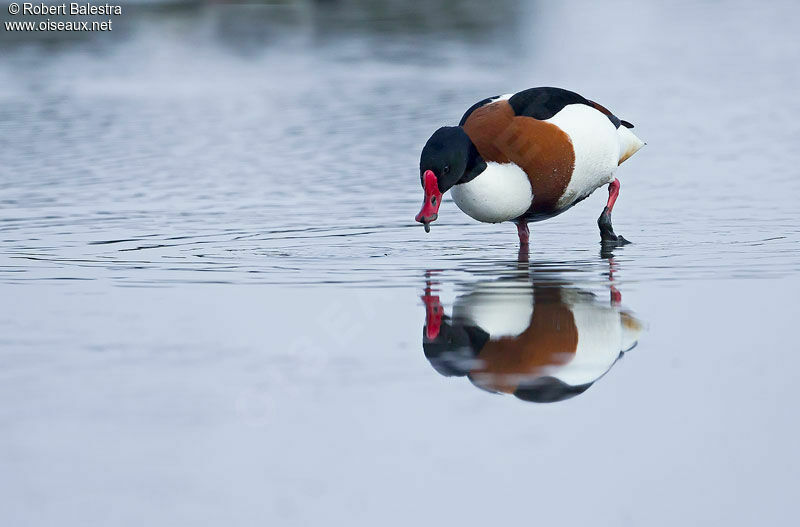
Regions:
[[545, 104, 620, 209], [453, 281, 534, 338], [450, 161, 533, 223]]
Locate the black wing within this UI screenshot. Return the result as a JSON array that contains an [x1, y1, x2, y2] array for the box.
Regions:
[[508, 87, 591, 120], [460, 87, 632, 129], [507, 87, 630, 129]]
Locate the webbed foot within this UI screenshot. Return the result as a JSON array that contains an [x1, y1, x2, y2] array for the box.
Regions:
[[598, 207, 631, 247]]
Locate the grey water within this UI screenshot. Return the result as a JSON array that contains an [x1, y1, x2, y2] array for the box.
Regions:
[[1, 1, 799, 525]]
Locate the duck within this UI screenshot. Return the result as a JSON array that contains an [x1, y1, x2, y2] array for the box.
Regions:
[[414, 87, 645, 245], [421, 269, 643, 403]]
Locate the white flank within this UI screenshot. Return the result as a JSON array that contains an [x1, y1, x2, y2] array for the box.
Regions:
[[545, 104, 620, 209], [451, 161, 533, 223], [552, 301, 624, 386], [617, 125, 645, 164]]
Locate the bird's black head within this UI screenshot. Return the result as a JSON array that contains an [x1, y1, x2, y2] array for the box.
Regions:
[[415, 126, 485, 229], [420, 127, 473, 193], [423, 319, 490, 378]]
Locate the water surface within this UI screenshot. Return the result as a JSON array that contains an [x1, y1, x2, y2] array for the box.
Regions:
[[1, 1, 799, 525]]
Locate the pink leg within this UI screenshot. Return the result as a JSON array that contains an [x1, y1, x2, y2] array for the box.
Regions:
[[606, 178, 620, 212], [610, 285, 622, 305], [608, 257, 622, 305], [597, 178, 629, 244], [516, 220, 529, 245], [517, 243, 529, 265]]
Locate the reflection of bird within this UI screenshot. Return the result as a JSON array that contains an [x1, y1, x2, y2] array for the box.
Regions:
[[422, 274, 643, 403], [414, 87, 644, 245]]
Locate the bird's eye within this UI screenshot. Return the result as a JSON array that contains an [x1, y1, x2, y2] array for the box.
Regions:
[[442, 165, 450, 174]]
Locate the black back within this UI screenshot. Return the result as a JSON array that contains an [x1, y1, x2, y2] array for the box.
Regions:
[[458, 87, 628, 129], [508, 87, 590, 120]]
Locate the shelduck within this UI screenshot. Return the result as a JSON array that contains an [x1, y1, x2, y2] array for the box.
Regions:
[[421, 272, 643, 403], [415, 87, 645, 244]]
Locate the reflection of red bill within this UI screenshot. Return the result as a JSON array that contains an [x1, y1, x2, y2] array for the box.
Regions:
[[415, 170, 442, 232], [422, 291, 443, 340]]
